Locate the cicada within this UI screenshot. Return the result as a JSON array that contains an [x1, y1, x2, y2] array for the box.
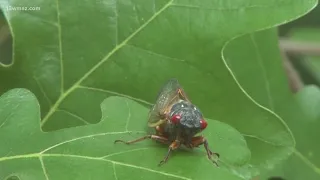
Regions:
[[114, 79, 220, 166]]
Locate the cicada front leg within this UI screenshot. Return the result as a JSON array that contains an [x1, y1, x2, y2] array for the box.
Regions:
[[158, 140, 181, 166], [191, 136, 220, 166], [114, 135, 169, 145]]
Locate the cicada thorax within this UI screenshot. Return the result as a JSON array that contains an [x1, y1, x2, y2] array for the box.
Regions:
[[158, 100, 205, 144]]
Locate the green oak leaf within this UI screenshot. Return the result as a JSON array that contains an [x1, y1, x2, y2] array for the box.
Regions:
[[0, 0, 316, 131], [260, 85, 320, 180], [222, 28, 300, 178], [0, 88, 250, 180], [223, 24, 320, 179], [288, 85, 320, 179], [0, 0, 318, 178]]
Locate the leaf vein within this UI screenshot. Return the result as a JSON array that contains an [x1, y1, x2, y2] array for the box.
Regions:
[[39, 156, 50, 180], [78, 85, 153, 106], [0, 112, 13, 129], [294, 150, 320, 175], [43, 154, 191, 180], [125, 99, 131, 131], [250, 34, 274, 110], [0, 153, 191, 180], [40, 131, 146, 154], [41, 0, 173, 127], [56, 109, 90, 125], [33, 76, 52, 107], [126, 44, 186, 62], [101, 147, 151, 159], [221, 38, 296, 147], [112, 163, 118, 180], [242, 134, 287, 147], [171, 4, 272, 11], [114, 0, 118, 45], [55, 0, 64, 93]]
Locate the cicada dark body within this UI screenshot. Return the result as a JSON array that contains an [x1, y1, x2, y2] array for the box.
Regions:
[[114, 79, 219, 166]]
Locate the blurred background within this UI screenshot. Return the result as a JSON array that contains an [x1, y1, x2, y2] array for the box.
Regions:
[[278, 3, 320, 93]]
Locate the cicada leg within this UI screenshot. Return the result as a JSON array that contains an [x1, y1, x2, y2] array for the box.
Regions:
[[114, 135, 169, 145], [158, 140, 181, 166], [156, 125, 166, 135], [190, 136, 220, 166]]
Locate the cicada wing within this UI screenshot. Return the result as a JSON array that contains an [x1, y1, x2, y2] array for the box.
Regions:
[[153, 79, 190, 112], [148, 79, 190, 127]]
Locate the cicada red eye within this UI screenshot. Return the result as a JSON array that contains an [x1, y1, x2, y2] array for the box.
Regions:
[[171, 114, 181, 124], [200, 119, 207, 130]]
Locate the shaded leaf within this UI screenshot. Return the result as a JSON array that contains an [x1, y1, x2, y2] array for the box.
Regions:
[[223, 24, 320, 180], [223, 29, 299, 172], [260, 85, 320, 180]]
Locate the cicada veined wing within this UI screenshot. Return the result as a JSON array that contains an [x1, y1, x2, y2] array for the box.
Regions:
[[147, 79, 190, 128]]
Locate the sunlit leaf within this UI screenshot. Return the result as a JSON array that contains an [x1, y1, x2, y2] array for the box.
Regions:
[[0, 89, 248, 180], [0, 0, 318, 179]]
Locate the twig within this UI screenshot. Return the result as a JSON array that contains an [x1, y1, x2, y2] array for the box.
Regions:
[[279, 38, 320, 56], [280, 47, 304, 93]]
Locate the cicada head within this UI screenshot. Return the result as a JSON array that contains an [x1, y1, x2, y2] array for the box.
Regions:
[[168, 100, 207, 143]]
